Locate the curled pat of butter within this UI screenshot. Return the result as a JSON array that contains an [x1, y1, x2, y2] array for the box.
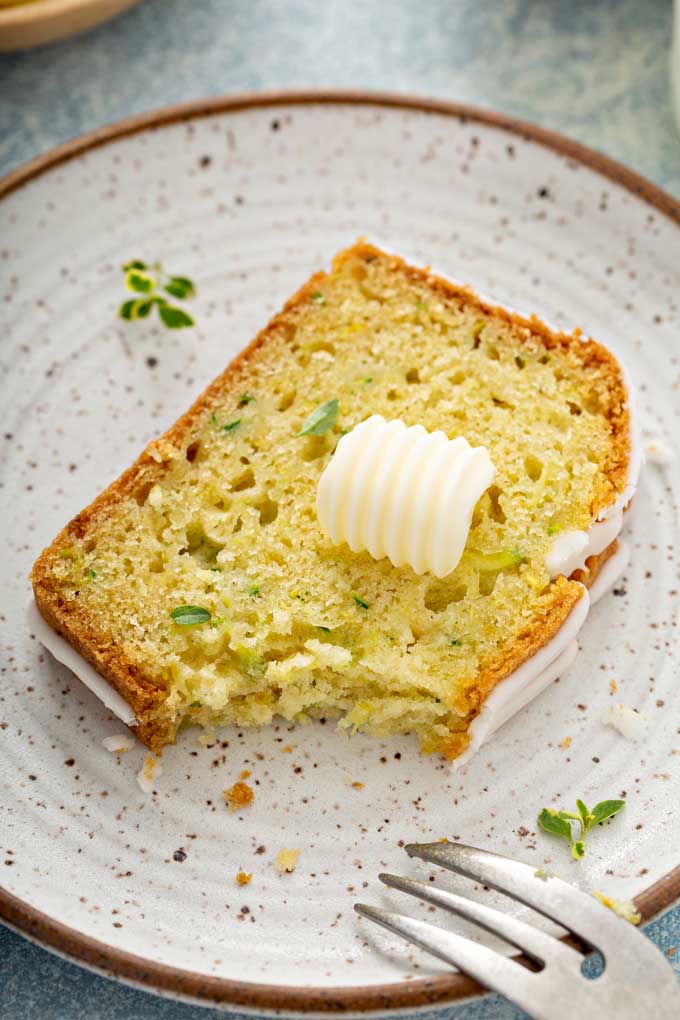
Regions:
[[316, 415, 495, 577]]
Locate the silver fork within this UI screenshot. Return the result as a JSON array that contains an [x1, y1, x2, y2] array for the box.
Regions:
[[355, 842, 680, 1019]]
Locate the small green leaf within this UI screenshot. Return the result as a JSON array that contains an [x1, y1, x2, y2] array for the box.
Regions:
[[571, 840, 586, 860], [248, 585, 261, 597], [170, 605, 212, 626], [209, 413, 218, 426], [122, 260, 147, 272], [310, 291, 325, 305], [537, 808, 573, 841], [298, 398, 339, 436], [164, 276, 196, 300], [133, 299, 153, 319], [85, 568, 97, 581], [223, 419, 241, 433], [158, 304, 194, 329], [125, 269, 156, 294], [589, 799, 626, 828], [352, 593, 369, 610], [121, 298, 153, 321], [317, 625, 331, 633], [576, 799, 590, 826], [557, 809, 581, 822], [238, 394, 254, 406]]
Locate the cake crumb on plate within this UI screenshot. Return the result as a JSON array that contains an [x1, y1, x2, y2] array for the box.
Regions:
[[224, 781, 254, 811], [604, 703, 647, 741], [102, 734, 135, 754], [276, 848, 300, 873], [137, 754, 162, 792]]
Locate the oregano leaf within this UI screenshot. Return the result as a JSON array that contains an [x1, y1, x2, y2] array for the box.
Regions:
[[590, 800, 626, 827], [125, 269, 156, 294], [298, 398, 339, 436], [158, 304, 194, 329], [538, 808, 573, 842], [170, 605, 211, 626]]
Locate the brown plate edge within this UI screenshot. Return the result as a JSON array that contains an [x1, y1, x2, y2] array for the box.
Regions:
[[1, 89, 679, 1014], [2, 867, 679, 1014]]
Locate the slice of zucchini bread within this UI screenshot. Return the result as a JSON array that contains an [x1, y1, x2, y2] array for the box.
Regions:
[[31, 242, 632, 758]]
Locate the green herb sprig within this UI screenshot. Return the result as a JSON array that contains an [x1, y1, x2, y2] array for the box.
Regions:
[[170, 605, 212, 626], [119, 261, 196, 329], [538, 798, 625, 860], [352, 593, 369, 610], [298, 398, 339, 436]]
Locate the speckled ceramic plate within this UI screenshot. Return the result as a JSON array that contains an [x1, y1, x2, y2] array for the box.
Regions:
[[1, 93, 679, 1016]]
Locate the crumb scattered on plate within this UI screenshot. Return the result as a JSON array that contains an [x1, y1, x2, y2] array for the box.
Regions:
[[137, 753, 162, 792], [102, 734, 135, 754], [644, 436, 674, 466], [593, 890, 641, 924], [224, 781, 254, 811], [603, 703, 647, 741], [236, 871, 252, 886], [276, 848, 300, 873]]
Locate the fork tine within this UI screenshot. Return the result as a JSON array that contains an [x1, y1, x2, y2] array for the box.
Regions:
[[354, 902, 541, 1011], [379, 872, 583, 969], [404, 842, 623, 949]]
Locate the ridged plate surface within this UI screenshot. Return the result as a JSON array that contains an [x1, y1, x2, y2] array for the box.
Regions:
[[1, 96, 679, 1013]]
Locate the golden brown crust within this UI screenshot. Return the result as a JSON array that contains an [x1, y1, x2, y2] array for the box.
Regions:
[[441, 539, 622, 760], [31, 242, 633, 754]]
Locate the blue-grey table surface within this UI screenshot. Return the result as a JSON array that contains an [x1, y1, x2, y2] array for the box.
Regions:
[[1, 1, 679, 1018]]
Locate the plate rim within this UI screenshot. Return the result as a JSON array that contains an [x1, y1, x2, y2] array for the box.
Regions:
[[2, 88, 679, 1015]]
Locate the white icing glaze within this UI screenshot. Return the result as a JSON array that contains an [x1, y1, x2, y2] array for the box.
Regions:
[[454, 587, 590, 768], [545, 510, 623, 579], [645, 436, 674, 466], [316, 414, 495, 578], [26, 599, 137, 726]]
